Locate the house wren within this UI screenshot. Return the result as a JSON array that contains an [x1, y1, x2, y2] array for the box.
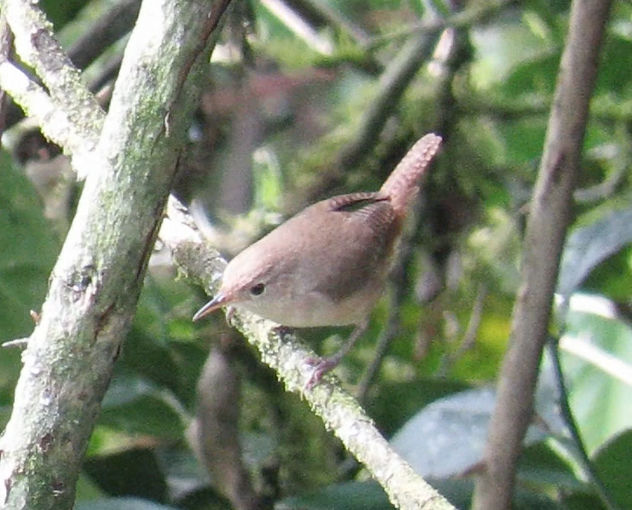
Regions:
[[194, 133, 442, 386]]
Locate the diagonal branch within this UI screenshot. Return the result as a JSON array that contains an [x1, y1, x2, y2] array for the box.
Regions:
[[161, 196, 458, 510], [2, 0, 103, 154], [472, 1, 614, 509], [0, 60, 92, 156]]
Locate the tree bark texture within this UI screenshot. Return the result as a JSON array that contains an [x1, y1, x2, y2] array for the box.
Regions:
[[0, 1, 231, 508]]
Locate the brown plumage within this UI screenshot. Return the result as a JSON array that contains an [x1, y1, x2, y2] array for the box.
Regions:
[[194, 133, 442, 385]]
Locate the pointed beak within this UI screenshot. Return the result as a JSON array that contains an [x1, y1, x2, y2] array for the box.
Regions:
[[192, 292, 231, 321]]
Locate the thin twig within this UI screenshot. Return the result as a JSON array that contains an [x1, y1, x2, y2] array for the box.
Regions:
[[337, 32, 438, 171], [304, 29, 440, 202], [546, 338, 620, 510], [356, 242, 411, 404], [287, 0, 372, 47], [458, 94, 632, 123], [437, 284, 486, 376], [365, 0, 516, 51], [2, 338, 28, 349], [261, 0, 333, 55], [66, 0, 141, 70]]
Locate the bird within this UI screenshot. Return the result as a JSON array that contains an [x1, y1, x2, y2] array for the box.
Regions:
[[194, 133, 442, 386]]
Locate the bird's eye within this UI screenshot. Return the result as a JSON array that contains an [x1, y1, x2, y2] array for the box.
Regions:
[[250, 283, 265, 296]]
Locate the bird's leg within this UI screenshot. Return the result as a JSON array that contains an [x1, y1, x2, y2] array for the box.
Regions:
[[304, 320, 369, 389]]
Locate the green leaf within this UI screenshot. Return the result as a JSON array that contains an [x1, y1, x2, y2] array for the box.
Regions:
[[40, 0, 86, 28], [120, 328, 184, 397], [471, 20, 557, 91], [98, 372, 185, 440], [562, 303, 632, 452], [503, 51, 560, 97], [83, 449, 168, 503], [558, 207, 632, 297], [369, 379, 469, 437], [559, 492, 607, 510], [0, 151, 58, 340], [75, 497, 178, 510], [594, 36, 632, 96], [0, 151, 59, 407], [155, 447, 210, 502], [519, 441, 585, 491], [75, 471, 107, 502], [390, 364, 565, 479], [280, 478, 560, 510], [278, 481, 392, 510], [501, 120, 548, 165], [593, 428, 632, 509]]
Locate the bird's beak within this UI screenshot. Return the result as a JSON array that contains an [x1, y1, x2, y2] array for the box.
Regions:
[[192, 292, 231, 321]]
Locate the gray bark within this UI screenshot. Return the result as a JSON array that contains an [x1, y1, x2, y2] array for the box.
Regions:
[[0, 1, 229, 508], [472, 1, 614, 509]]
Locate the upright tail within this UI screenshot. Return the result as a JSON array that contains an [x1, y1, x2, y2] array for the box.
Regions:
[[379, 133, 442, 215]]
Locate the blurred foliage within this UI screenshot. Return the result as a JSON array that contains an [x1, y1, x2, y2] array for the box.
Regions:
[[1, 0, 632, 509]]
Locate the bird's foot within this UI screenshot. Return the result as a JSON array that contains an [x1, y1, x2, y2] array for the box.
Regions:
[[303, 354, 341, 390], [301, 323, 368, 389]]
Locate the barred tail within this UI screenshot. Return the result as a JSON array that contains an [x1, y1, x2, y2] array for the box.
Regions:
[[379, 133, 442, 214]]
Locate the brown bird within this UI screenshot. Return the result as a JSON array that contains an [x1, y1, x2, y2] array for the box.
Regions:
[[194, 133, 442, 386]]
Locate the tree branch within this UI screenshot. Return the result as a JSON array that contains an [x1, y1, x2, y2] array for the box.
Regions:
[[0, 13, 13, 142], [472, 1, 614, 509], [0, 1, 231, 509], [0, 61, 89, 157], [2, 0, 103, 157], [160, 196, 458, 510], [66, 0, 141, 71]]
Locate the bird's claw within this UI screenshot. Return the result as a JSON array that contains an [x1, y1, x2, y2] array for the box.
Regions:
[[302, 355, 340, 390]]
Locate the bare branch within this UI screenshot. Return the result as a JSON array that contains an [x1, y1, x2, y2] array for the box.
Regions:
[[186, 346, 261, 510], [0, 61, 91, 156], [66, 0, 141, 71], [2, 0, 103, 155], [472, 1, 614, 509]]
